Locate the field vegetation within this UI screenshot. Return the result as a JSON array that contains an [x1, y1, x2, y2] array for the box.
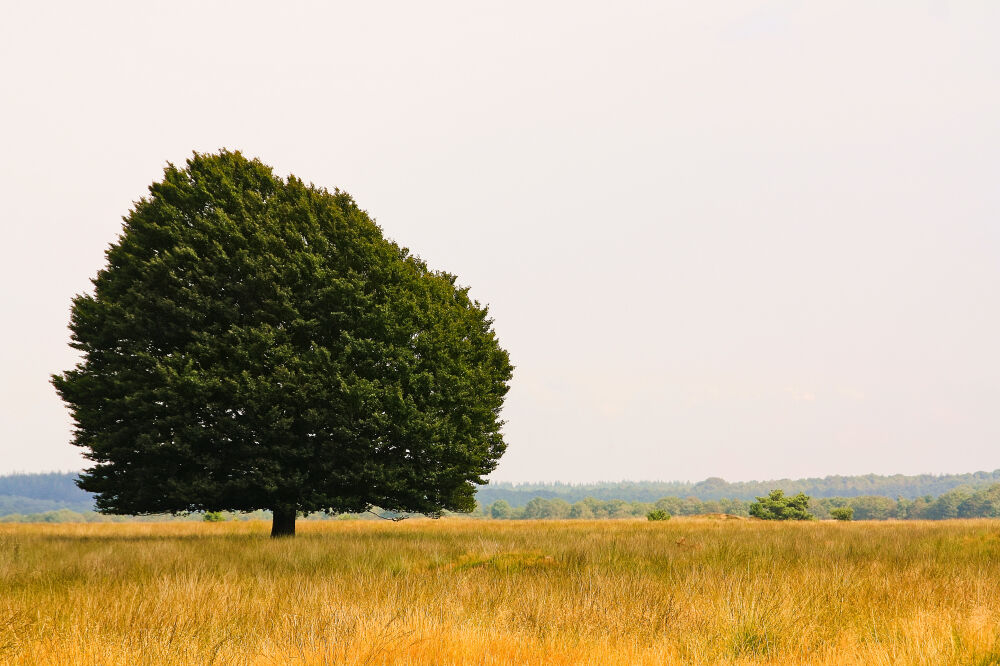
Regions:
[[2, 519, 1000, 664]]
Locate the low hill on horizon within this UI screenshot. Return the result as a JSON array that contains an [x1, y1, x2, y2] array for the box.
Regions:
[[3, 469, 1000, 515]]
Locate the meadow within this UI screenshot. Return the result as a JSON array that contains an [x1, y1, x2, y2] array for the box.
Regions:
[[2, 518, 1000, 665]]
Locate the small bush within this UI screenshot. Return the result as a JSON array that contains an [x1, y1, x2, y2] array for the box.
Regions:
[[749, 489, 814, 521], [203, 511, 226, 522], [646, 509, 671, 521], [830, 506, 854, 521]]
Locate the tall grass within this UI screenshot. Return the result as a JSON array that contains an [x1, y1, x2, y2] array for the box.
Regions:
[[2, 519, 999, 664]]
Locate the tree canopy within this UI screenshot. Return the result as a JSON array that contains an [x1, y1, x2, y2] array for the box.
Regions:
[[748, 490, 814, 521], [52, 150, 513, 536]]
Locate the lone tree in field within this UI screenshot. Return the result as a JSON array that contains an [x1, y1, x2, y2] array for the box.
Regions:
[[748, 489, 814, 521], [53, 150, 513, 537]]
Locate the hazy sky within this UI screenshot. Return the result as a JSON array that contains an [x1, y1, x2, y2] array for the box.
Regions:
[[1, 1, 998, 482]]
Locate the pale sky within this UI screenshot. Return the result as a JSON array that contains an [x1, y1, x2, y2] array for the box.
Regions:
[[1, 1, 998, 482]]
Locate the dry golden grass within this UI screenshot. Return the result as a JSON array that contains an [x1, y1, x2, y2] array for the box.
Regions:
[[2, 518, 1000, 665]]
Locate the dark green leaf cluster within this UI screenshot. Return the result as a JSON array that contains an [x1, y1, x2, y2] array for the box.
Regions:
[[52, 150, 512, 520], [748, 490, 814, 521]]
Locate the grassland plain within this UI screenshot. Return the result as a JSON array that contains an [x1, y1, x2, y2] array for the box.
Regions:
[[2, 519, 1000, 665]]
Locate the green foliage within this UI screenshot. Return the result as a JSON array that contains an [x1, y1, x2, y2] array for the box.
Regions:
[[10, 472, 1000, 523], [749, 490, 814, 521], [646, 509, 671, 521], [9, 471, 1000, 520], [845, 496, 896, 520], [489, 500, 513, 519], [51, 151, 513, 533], [958, 485, 1000, 518], [830, 506, 853, 521], [203, 511, 226, 522], [475, 469, 1000, 506], [523, 497, 570, 519], [489, 496, 741, 520]]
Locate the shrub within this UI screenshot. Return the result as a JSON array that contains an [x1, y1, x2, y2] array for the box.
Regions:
[[646, 509, 671, 521], [830, 506, 854, 521], [748, 490, 814, 521], [203, 511, 226, 522]]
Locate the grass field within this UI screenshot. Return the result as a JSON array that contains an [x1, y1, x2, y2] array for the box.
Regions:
[[2, 518, 1000, 665]]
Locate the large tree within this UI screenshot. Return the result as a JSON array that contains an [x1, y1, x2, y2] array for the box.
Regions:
[[53, 150, 513, 536]]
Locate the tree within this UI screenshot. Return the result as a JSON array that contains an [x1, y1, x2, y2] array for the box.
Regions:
[[604, 499, 632, 519], [829, 506, 853, 521], [569, 501, 594, 519], [654, 497, 683, 516], [489, 500, 513, 519], [522, 498, 549, 519], [748, 490, 814, 521], [523, 497, 571, 519], [958, 485, 1000, 518], [52, 150, 513, 537], [926, 491, 964, 520], [849, 495, 897, 520]]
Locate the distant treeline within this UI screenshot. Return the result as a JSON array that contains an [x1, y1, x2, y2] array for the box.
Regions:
[[0, 472, 91, 503], [4, 471, 1000, 521], [481, 483, 1000, 521], [0, 472, 94, 514], [477, 470, 1000, 506], [5, 484, 1000, 523]]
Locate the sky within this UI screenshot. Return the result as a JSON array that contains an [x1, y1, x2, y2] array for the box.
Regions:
[[1, 1, 998, 483]]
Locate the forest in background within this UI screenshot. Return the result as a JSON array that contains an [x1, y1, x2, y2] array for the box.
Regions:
[[3, 470, 1000, 522], [477, 471, 1000, 505], [481, 484, 1000, 521]]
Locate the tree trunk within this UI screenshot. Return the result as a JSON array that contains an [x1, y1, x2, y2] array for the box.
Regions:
[[271, 505, 296, 538]]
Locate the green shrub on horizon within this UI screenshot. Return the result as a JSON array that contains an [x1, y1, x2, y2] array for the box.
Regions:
[[830, 506, 854, 521], [749, 490, 814, 521]]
